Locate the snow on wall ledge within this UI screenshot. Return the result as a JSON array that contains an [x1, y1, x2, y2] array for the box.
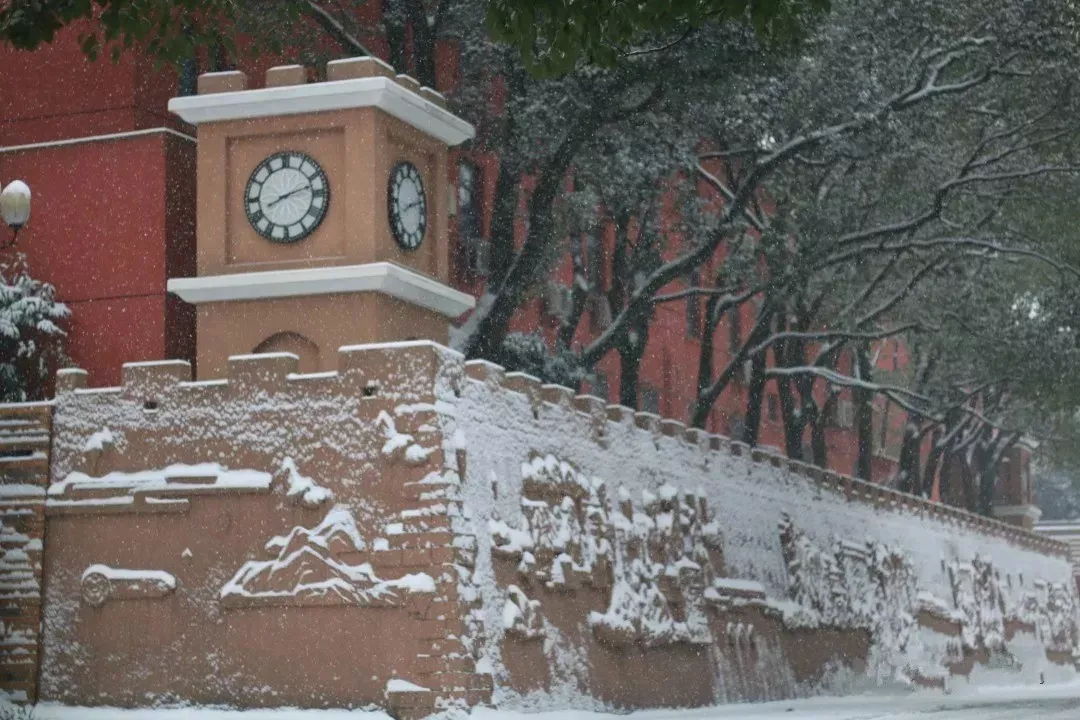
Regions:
[[13, 341, 1079, 719]]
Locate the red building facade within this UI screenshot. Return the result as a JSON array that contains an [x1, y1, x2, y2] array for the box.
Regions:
[[1, 21, 904, 482], [0, 32, 196, 387]]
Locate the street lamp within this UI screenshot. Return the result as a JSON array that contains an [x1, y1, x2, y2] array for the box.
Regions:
[[0, 180, 31, 249]]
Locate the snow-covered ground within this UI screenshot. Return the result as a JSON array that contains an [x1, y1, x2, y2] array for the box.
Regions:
[[25, 682, 1080, 720]]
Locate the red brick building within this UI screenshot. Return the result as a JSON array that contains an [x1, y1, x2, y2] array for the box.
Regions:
[[0, 21, 910, 483]]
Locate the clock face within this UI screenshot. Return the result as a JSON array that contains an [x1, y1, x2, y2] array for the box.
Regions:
[[245, 151, 329, 243], [388, 161, 427, 251]]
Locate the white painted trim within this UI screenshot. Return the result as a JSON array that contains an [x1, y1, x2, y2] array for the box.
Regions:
[[0, 399, 54, 409], [122, 359, 192, 369], [1037, 523, 1080, 534], [228, 351, 299, 362], [0, 127, 195, 154], [168, 76, 474, 146], [167, 262, 476, 317], [993, 504, 1043, 522]]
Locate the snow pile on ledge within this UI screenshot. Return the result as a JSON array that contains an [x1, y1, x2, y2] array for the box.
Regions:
[[385, 679, 430, 694], [48, 463, 272, 496], [82, 428, 115, 452], [0, 484, 46, 499], [280, 456, 333, 506], [378, 411, 437, 465], [81, 565, 176, 590], [502, 584, 545, 639]]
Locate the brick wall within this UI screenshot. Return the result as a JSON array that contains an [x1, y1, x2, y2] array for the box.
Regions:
[[36, 345, 491, 718], [0, 403, 51, 703]]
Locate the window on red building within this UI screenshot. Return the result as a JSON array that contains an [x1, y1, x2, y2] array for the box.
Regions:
[[728, 307, 741, 353], [589, 370, 609, 402], [836, 399, 854, 428], [766, 394, 779, 422], [457, 161, 487, 276], [730, 415, 746, 442], [640, 385, 660, 414], [586, 230, 606, 292]]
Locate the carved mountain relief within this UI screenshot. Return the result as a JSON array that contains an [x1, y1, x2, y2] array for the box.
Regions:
[[221, 504, 435, 608]]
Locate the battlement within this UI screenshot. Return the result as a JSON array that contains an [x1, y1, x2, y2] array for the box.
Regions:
[[50, 342, 1069, 559], [459, 356, 1069, 560], [55, 340, 463, 405], [170, 57, 472, 146], [193, 57, 448, 110]]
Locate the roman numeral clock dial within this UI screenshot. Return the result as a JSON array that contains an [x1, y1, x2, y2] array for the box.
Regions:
[[388, 161, 427, 251], [245, 151, 329, 243]]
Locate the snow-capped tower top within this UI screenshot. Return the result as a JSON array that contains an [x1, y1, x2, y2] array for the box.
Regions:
[[165, 57, 476, 379]]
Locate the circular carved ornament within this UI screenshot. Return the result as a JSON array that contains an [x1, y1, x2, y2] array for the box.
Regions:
[[81, 571, 113, 607]]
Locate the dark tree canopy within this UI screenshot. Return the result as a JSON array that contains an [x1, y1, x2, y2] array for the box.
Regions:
[[0, 0, 828, 71], [486, 0, 830, 75]]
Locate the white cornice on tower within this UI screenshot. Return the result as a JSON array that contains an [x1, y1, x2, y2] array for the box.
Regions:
[[167, 262, 476, 318], [168, 76, 475, 146]]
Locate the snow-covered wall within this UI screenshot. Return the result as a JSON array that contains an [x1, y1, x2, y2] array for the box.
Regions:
[[19, 341, 1080, 718], [35, 345, 488, 719], [452, 356, 1080, 711]]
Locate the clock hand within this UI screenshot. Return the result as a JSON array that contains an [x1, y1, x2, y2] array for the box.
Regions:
[[268, 184, 311, 208], [401, 199, 424, 212]]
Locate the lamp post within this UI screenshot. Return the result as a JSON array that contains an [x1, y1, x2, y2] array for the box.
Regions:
[[0, 180, 32, 249]]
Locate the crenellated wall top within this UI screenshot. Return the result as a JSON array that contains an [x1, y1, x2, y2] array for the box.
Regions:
[[36, 339, 1071, 559]]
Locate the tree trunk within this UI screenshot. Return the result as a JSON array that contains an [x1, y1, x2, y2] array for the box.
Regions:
[[773, 328, 806, 461], [691, 295, 722, 429], [853, 344, 874, 481], [557, 229, 589, 351], [211, 38, 230, 71], [921, 428, 945, 499], [810, 412, 828, 467], [618, 331, 646, 409], [405, 0, 439, 88], [382, 2, 408, 73], [777, 373, 803, 460], [691, 301, 771, 429], [487, 160, 521, 285], [896, 415, 924, 494], [460, 112, 604, 362], [742, 351, 768, 447]]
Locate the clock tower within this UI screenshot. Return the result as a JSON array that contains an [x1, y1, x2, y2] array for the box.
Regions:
[[167, 58, 476, 378]]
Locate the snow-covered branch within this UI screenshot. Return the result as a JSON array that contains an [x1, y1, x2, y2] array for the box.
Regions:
[[748, 323, 919, 361]]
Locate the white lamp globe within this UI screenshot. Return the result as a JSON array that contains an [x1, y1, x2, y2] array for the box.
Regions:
[[0, 181, 31, 230]]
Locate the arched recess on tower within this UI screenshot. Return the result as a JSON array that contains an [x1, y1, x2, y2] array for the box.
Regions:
[[253, 331, 320, 374]]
